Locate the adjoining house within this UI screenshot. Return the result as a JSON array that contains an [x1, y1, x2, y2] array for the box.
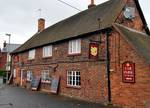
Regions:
[[11, 0, 150, 108], [0, 41, 21, 83]]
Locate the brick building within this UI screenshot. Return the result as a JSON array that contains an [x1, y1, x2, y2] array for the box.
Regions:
[[11, 0, 150, 108], [0, 42, 20, 70], [0, 41, 20, 83], [0, 50, 7, 70]]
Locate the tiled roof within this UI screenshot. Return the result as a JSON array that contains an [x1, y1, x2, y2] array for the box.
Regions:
[[12, 0, 126, 53], [115, 24, 150, 64], [2, 44, 21, 53]]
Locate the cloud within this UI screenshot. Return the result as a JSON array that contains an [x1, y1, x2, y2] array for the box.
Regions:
[[0, 0, 149, 48]]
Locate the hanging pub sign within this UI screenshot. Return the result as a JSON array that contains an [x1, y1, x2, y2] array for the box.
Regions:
[[122, 61, 135, 83], [89, 43, 99, 59]]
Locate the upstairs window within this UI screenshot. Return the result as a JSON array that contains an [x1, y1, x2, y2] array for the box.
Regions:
[[69, 39, 81, 54], [43, 45, 52, 57], [28, 49, 35, 60]]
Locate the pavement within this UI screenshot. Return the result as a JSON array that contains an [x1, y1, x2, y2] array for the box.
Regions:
[[0, 84, 118, 108]]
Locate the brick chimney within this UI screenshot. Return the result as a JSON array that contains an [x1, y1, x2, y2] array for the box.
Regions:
[[88, 0, 96, 9], [38, 18, 45, 32]]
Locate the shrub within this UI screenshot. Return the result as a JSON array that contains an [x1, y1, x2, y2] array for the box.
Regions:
[[0, 70, 6, 77]]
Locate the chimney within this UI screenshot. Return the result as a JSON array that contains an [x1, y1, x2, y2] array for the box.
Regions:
[[38, 18, 45, 32], [88, 0, 96, 9], [3, 41, 7, 48]]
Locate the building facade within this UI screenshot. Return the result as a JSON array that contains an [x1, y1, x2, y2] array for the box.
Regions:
[[11, 0, 150, 108], [0, 41, 20, 83]]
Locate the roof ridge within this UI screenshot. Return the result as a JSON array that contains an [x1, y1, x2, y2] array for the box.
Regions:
[[113, 23, 150, 64], [44, 0, 112, 32], [12, 0, 125, 54]]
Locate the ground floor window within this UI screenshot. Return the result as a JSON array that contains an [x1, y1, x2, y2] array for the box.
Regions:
[[27, 71, 33, 81], [67, 70, 81, 87], [41, 70, 51, 83]]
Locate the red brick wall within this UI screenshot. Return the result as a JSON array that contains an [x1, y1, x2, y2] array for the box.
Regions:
[[12, 33, 109, 103], [116, 0, 145, 33], [12, 30, 150, 108], [109, 31, 150, 108], [11, 0, 150, 107], [0, 52, 7, 70]]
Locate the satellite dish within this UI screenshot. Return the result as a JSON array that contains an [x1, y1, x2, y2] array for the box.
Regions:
[[124, 7, 135, 19]]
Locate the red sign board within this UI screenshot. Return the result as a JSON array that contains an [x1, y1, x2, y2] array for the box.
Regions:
[[122, 61, 135, 83], [89, 43, 99, 59]]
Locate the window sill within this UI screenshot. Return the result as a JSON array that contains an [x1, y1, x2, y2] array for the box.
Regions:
[[27, 59, 35, 61], [42, 56, 52, 59], [66, 85, 81, 89], [41, 81, 51, 84], [26, 80, 31, 82], [67, 53, 81, 56]]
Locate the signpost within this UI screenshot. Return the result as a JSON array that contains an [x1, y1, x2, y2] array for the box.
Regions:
[[122, 61, 135, 83]]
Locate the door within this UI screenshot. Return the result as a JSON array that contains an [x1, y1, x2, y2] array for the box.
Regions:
[[20, 69, 27, 87], [20, 70, 23, 86]]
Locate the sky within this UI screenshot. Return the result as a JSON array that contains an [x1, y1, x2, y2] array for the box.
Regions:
[[0, 0, 150, 48]]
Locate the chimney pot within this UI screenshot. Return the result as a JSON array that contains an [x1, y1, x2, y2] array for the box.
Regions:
[[38, 18, 45, 32], [88, 0, 96, 9], [3, 41, 7, 48]]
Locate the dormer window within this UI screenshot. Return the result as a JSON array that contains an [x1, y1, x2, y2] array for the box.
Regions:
[[68, 39, 81, 55], [28, 49, 35, 60]]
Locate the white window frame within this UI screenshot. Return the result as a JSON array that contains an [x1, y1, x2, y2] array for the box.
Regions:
[[67, 70, 81, 87], [27, 71, 33, 81], [69, 39, 81, 54], [13, 69, 16, 78], [28, 49, 35, 60], [41, 70, 51, 83], [43, 45, 52, 57]]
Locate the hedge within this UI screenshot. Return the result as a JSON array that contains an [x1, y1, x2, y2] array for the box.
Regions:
[[0, 70, 6, 77]]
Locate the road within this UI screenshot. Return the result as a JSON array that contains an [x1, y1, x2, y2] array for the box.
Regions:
[[0, 85, 117, 108]]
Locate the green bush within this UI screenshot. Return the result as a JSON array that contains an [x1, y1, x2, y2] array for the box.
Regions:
[[0, 70, 6, 77]]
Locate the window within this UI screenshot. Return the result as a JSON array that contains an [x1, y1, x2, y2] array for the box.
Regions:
[[67, 70, 81, 87], [41, 70, 51, 83], [43, 45, 52, 57], [28, 49, 35, 60], [27, 71, 33, 81], [13, 69, 16, 78], [69, 39, 81, 54]]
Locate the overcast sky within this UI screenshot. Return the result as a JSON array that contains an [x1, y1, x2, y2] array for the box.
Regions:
[[0, 0, 149, 48]]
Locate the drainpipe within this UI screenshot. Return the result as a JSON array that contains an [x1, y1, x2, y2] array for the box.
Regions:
[[105, 29, 111, 104]]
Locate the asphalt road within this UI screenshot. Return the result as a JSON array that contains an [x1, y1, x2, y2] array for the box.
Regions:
[[0, 85, 117, 108]]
